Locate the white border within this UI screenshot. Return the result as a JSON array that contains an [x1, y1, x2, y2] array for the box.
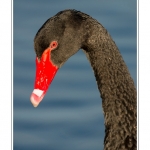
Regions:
[[139, 0, 150, 149], [0, 0, 12, 149]]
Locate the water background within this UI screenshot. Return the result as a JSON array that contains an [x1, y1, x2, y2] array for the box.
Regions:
[[14, 0, 137, 150]]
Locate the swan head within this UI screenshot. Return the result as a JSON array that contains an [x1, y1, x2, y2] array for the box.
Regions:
[[30, 10, 85, 107]]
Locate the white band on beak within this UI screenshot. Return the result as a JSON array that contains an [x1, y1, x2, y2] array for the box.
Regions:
[[32, 89, 44, 97]]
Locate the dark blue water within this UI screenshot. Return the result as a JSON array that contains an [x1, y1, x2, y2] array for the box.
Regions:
[[14, 0, 136, 150]]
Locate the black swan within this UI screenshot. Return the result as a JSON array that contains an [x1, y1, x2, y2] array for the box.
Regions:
[[30, 9, 137, 150]]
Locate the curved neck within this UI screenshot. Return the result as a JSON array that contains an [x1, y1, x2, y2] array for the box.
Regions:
[[83, 28, 137, 149]]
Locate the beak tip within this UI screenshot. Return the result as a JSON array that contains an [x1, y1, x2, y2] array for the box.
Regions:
[[30, 96, 40, 107], [30, 89, 44, 107], [30, 89, 45, 107]]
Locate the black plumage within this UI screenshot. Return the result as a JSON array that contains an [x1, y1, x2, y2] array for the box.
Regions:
[[34, 9, 137, 150]]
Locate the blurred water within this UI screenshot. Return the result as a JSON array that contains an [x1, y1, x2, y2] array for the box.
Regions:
[[14, 0, 136, 150]]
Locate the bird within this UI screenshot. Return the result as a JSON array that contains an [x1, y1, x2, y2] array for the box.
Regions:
[[30, 9, 137, 150]]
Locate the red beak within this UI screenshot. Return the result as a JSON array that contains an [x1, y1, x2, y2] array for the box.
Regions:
[[30, 47, 58, 107]]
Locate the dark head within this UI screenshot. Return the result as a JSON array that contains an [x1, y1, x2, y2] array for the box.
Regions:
[[34, 9, 89, 67], [30, 10, 90, 107]]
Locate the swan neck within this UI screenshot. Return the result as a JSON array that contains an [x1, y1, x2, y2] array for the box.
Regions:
[[85, 42, 137, 149]]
